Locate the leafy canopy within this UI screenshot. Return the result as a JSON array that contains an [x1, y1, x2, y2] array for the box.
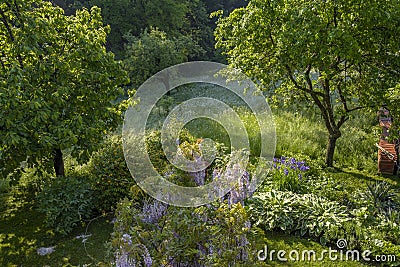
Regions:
[[215, 0, 400, 166], [123, 28, 203, 89], [79, 0, 189, 57], [0, 0, 127, 176]]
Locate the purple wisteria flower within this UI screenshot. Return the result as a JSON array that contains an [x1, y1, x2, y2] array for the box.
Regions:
[[122, 234, 132, 246], [211, 164, 255, 206], [142, 245, 152, 267], [115, 250, 136, 267], [140, 200, 168, 224]]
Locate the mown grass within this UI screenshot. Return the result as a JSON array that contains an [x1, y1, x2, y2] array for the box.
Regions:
[[0, 193, 113, 267]]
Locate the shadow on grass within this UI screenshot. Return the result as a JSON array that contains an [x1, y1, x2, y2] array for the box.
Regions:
[[0, 195, 113, 267], [339, 168, 399, 186]]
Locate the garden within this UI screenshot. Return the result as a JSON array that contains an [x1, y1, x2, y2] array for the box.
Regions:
[[1, 0, 400, 266]]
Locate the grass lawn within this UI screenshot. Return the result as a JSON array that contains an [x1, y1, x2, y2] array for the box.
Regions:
[[0, 193, 113, 267]]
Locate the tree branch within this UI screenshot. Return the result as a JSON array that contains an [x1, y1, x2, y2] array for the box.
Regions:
[[285, 64, 324, 97], [337, 115, 349, 129], [337, 82, 349, 112], [322, 78, 338, 130]]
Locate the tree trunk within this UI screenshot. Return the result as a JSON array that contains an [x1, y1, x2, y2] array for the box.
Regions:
[[53, 148, 65, 177], [326, 133, 340, 167]]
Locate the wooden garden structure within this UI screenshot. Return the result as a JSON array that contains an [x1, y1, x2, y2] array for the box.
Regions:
[[376, 108, 399, 175]]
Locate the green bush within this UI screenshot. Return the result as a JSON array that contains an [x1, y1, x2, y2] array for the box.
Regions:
[[0, 177, 10, 193], [37, 175, 94, 235], [111, 198, 257, 266], [86, 134, 135, 213], [85, 130, 196, 212], [10, 167, 53, 201], [248, 190, 353, 246]]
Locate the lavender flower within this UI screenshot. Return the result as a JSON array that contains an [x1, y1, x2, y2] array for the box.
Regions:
[[283, 169, 289, 176]]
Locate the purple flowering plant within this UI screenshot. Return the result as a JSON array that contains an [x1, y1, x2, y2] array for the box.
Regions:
[[268, 156, 310, 192]]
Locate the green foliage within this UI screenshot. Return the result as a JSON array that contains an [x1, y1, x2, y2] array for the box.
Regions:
[[0, 177, 10, 193], [248, 190, 352, 245], [111, 199, 256, 266], [37, 175, 95, 235], [0, 0, 127, 177], [386, 83, 400, 143], [84, 0, 190, 57], [215, 0, 400, 166], [85, 134, 137, 213], [356, 181, 400, 219], [306, 174, 349, 205], [83, 130, 196, 213], [123, 28, 203, 89], [10, 168, 53, 201]]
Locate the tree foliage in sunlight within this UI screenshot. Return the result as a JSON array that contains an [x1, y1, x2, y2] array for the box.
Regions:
[[215, 0, 400, 166], [0, 0, 127, 176]]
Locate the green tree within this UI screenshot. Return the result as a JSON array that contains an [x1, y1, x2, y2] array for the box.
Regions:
[[386, 84, 400, 142], [0, 0, 127, 177], [215, 0, 400, 166], [123, 28, 203, 90], [77, 0, 189, 58]]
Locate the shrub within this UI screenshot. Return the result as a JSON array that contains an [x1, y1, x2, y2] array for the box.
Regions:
[[37, 175, 94, 235], [10, 167, 53, 202], [357, 181, 400, 219], [111, 198, 256, 266], [86, 134, 135, 213], [248, 190, 352, 246], [0, 177, 10, 193]]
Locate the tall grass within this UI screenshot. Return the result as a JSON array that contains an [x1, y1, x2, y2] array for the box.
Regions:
[[273, 107, 378, 172], [147, 83, 379, 172]]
